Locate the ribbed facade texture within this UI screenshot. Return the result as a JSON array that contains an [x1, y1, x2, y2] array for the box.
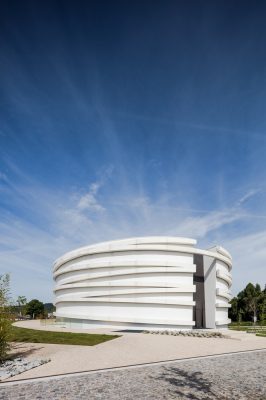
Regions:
[[53, 237, 232, 330]]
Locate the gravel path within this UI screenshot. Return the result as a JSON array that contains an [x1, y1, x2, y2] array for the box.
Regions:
[[0, 351, 265, 400]]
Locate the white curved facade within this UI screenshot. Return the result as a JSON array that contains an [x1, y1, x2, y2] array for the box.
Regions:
[[53, 237, 232, 330]]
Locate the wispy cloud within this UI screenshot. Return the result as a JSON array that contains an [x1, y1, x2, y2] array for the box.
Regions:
[[0, 171, 8, 182], [0, 160, 265, 300], [236, 188, 262, 206], [76, 165, 113, 213], [1, 0, 266, 304], [77, 182, 105, 212], [107, 109, 266, 139], [169, 210, 242, 238]]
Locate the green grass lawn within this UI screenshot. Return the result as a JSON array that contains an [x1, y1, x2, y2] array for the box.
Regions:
[[229, 324, 266, 337], [256, 332, 266, 337], [229, 321, 266, 327], [229, 321, 266, 332], [9, 326, 120, 346], [229, 326, 248, 331]]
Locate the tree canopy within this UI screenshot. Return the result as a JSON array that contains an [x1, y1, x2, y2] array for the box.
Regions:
[[25, 299, 45, 319], [229, 282, 266, 322]]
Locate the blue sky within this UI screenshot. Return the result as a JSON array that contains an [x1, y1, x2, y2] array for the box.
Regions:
[[0, 0, 266, 301]]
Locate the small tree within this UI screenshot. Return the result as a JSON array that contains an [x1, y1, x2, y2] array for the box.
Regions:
[[25, 299, 45, 319], [16, 296, 27, 317], [243, 283, 260, 322], [0, 274, 12, 361]]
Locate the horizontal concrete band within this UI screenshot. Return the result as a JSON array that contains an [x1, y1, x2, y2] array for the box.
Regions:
[[210, 245, 232, 260], [216, 270, 232, 286], [55, 267, 196, 285], [54, 286, 196, 295], [55, 298, 196, 306], [215, 319, 231, 325], [54, 236, 197, 270], [84, 236, 198, 249], [216, 303, 232, 308], [216, 289, 232, 301], [55, 312, 196, 326], [54, 261, 198, 278], [53, 240, 232, 272]]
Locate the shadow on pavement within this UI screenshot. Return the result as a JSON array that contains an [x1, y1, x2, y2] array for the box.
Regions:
[[155, 366, 219, 400]]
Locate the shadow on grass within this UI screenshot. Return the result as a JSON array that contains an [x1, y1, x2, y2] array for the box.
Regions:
[[155, 366, 219, 400], [0, 343, 44, 362], [8, 342, 45, 359]]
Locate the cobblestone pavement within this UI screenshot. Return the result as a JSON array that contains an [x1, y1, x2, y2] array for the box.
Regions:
[[0, 351, 265, 400]]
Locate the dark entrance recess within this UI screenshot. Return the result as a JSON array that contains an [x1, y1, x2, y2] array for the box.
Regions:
[[193, 254, 205, 328]]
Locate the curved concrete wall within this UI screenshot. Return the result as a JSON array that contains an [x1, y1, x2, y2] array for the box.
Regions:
[[53, 237, 232, 330]]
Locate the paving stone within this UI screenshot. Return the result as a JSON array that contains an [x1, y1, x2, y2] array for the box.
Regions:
[[0, 351, 265, 399]]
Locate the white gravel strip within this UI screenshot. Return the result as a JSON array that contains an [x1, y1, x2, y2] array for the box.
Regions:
[[0, 358, 50, 381]]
